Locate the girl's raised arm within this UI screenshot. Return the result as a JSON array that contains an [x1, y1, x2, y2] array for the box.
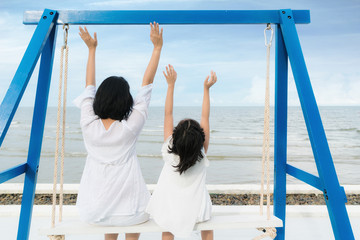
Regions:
[[163, 64, 177, 141], [142, 22, 163, 87], [79, 26, 97, 87], [200, 71, 217, 153]]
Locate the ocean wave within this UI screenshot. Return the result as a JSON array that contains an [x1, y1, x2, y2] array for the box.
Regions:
[[0, 147, 28, 153], [138, 140, 163, 144], [212, 136, 245, 140], [66, 130, 82, 134], [43, 136, 83, 141], [142, 129, 163, 132], [338, 127, 357, 132], [138, 154, 162, 158], [40, 151, 87, 158], [211, 136, 263, 141], [207, 155, 261, 161]]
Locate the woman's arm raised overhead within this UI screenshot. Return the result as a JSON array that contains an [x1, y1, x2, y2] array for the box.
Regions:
[[79, 26, 98, 87], [200, 71, 217, 153], [163, 64, 177, 141], [142, 22, 163, 87]]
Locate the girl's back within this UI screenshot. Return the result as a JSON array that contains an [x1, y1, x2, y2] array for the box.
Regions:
[[146, 65, 217, 240], [147, 136, 211, 238]]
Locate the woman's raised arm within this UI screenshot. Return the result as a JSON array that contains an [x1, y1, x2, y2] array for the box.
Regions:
[[79, 26, 97, 87], [142, 22, 163, 87]]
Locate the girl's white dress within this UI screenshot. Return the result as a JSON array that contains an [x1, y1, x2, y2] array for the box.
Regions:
[[146, 136, 212, 238], [73, 84, 152, 226]]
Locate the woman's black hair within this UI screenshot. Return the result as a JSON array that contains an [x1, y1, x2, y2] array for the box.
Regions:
[[93, 76, 133, 121], [168, 119, 205, 175]]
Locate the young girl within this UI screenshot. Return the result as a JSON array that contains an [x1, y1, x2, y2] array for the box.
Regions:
[[146, 65, 217, 240], [73, 23, 163, 240]]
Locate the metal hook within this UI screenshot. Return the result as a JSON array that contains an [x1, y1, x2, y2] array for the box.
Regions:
[[264, 23, 274, 47], [63, 24, 69, 46]]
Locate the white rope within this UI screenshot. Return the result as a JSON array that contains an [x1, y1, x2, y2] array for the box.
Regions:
[[49, 24, 69, 240], [254, 23, 276, 240]]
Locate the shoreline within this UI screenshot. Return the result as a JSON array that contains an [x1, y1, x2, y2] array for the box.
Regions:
[[1, 184, 359, 205], [1, 193, 360, 205], [2, 183, 360, 194]]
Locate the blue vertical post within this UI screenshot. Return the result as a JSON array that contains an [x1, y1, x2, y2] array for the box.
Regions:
[[279, 9, 354, 240], [17, 10, 58, 240], [273, 23, 288, 240]]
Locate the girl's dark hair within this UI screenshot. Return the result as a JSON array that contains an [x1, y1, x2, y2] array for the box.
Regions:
[[93, 76, 133, 121], [168, 119, 205, 175]]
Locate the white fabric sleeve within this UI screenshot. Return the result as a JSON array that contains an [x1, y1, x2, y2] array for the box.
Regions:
[[125, 84, 153, 135], [73, 85, 97, 127], [161, 136, 175, 163]]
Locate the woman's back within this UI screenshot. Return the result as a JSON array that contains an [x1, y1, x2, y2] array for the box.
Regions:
[[75, 84, 153, 224]]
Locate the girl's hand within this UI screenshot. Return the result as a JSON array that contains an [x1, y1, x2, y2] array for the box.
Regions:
[[79, 26, 97, 50], [150, 22, 163, 49], [163, 64, 177, 86], [204, 71, 217, 89]]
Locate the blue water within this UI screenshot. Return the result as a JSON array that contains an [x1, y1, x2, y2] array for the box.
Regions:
[[0, 106, 359, 184]]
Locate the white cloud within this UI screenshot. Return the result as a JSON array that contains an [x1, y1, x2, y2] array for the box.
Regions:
[[242, 75, 275, 105]]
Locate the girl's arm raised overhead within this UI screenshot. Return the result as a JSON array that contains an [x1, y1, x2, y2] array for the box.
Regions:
[[200, 71, 217, 153], [142, 22, 163, 87], [79, 26, 97, 87], [163, 64, 177, 141]]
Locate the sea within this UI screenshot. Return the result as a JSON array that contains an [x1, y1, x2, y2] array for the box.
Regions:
[[0, 106, 359, 185]]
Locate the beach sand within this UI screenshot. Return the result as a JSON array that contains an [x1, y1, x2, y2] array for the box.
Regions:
[[1, 193, 360, 205]]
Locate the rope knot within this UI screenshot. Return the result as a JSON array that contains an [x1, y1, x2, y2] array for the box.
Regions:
[[253, 227, 277, 240], [48, 235, 65, 240]]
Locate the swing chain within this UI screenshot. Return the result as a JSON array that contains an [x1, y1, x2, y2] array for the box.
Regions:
[[63, 24, 69, 46], [264, 23, 274, 47]]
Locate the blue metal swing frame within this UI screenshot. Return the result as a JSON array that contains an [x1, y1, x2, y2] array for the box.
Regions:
[[0, 9, 354, 240]]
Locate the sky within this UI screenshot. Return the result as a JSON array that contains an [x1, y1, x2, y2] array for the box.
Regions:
[[0, 0, 359, 107]]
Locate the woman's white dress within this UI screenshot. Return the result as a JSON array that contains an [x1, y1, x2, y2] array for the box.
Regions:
[[73, 84, 153, 226], [146, 136, 212, 238]]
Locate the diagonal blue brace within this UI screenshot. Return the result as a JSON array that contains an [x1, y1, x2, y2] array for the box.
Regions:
[[15, 9, 58, 240], [0, 10, 57, 147], [279, 9, 354, 240]]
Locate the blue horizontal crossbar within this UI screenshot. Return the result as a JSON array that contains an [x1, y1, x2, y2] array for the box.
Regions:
[[24, 10, 310, 25], [286, 164, 322, 191], [0, 163, 27, 184]]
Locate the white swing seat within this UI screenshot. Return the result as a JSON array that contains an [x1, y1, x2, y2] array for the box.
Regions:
[[39, 206, 282, 235]]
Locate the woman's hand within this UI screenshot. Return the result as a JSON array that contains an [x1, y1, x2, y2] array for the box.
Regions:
[[204, 71, 217, 89], [79, 26, 98, 50], [163, 64, 177, 86], [150, 22, 163, 50]]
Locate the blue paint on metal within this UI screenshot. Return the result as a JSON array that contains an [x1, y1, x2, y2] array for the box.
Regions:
[[279, 9, 354, 240], [23, 10, 310, 25], [286, 164, 322, 190], [17, 10, 58, 240], [0, 9, 58, 147], [0, 163, 27, 184], [273, 23, 288, 240]]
